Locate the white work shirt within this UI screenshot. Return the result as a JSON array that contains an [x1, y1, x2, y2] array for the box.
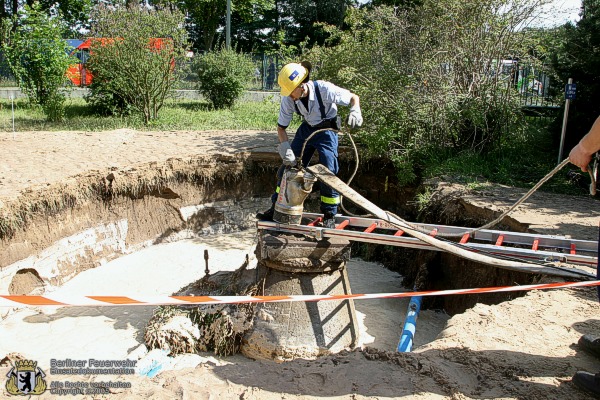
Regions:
[[277, 80, 353, 128]]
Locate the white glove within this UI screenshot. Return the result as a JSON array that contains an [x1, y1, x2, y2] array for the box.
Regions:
[[347, 104, 363, 128], [278, 141, 296, 166]]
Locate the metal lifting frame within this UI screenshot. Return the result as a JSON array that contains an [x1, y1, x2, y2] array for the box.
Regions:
[[257, 213, 598, 268], [257, 164, 598, 280]]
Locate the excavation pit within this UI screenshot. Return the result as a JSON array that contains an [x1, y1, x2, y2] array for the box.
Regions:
[[1, 132, 599, 399], [0, 154, 572, 365]]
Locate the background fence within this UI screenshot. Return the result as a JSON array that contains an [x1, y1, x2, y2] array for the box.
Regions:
[[0, 49, 566, 112]]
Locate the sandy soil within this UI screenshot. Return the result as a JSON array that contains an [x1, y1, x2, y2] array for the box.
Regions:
[[0, 129, 276, 200], [1, 129, 600, 399], [0, 230, 450, 397]]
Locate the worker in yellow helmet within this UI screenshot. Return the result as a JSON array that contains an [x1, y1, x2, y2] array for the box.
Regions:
[[257, 61, 363, 228]]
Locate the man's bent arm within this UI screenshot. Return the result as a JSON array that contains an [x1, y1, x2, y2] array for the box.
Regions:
[[277, 125, 289, 144], [570, 116, 600, 171]]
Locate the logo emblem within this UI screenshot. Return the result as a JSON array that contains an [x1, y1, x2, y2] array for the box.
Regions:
[[288, 70, 299, 81], [5, 360, 47, 396]]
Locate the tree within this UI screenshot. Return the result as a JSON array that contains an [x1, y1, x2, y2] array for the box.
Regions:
[[1, 0, 92, 42], [155, 0, 349, 54], [306, 0, 548, 183], [38, 0, 93, 35], [86, 4, 188, 123], [367, 0, 422, 6], [161, 0, 274, 52], [279, 0, 354, 47], [551, 0, 600, 151], [3, 2, 76, 121], [180, 0, 224, 51]]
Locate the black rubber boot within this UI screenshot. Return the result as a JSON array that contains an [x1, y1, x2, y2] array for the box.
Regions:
[[579, 335, 600, 359], [572, 371, 600, 397], [256, 203, 275, 221], [322, 212, 336, 229]]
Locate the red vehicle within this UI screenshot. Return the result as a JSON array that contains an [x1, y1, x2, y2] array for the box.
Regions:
[[66, 38, 174, 87], [66, 39, 92, 87]]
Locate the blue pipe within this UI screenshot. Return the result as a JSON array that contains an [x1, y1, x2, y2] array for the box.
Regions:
[[397, 295, 423, 352]]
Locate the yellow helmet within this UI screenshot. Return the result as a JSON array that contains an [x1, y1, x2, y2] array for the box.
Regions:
[[278, 63, 308, 96]]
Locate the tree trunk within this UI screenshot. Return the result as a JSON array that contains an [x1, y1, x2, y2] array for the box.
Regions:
[[204, 34, 214, 52]]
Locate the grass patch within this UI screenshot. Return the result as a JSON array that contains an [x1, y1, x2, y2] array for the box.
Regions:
[[0, 96, 295, 132], [421, 118, 588, 196]]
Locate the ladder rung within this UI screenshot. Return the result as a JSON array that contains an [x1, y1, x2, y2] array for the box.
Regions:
[[495, 235, 504, 246], [290, 213, 599, 262], [364, 223, 377, 233], [336, 220, 350, 230], [307, 217, 322, 227]]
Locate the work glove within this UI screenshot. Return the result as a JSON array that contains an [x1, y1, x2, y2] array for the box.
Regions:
[[347, 104, 363, 128], [278, 141, 296, 166]]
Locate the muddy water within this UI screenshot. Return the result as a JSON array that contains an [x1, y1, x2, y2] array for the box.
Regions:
[[0, 229, 448, 370]]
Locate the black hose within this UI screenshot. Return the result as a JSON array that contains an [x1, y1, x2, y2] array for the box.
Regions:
[[298, 126, 371, 217]]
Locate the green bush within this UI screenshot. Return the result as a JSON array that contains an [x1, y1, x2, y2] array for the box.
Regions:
[[86, 5, 188, 124], [193, 49, 255, 109], [84, 79, 131, 117], [3, 2, 76, 122], [41, 92, 67, 122], [306, 2, 542, 184]]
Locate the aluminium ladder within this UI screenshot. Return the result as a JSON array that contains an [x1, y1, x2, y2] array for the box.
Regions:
[[257, 163, 598, 279], [257, 212, 598, 270]]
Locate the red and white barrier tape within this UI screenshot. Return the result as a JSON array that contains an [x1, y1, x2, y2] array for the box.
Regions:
[[1, 280, 599, 307]]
